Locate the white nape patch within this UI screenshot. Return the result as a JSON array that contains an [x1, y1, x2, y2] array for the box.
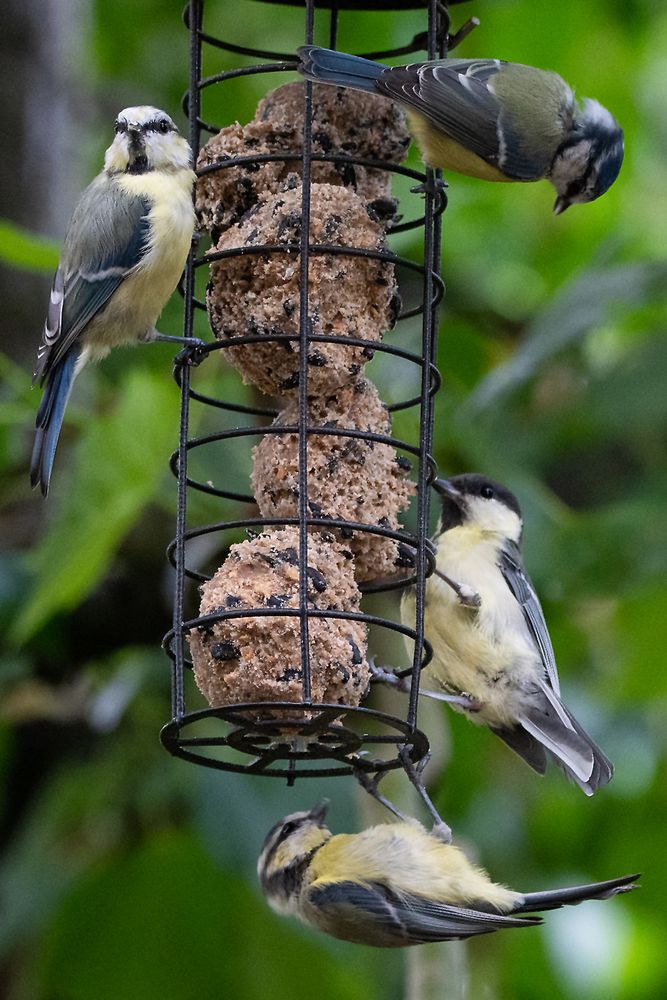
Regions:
[[464, 496, 522, 542], [582, 98, 616, 130], [549, 137, 593, 194], [545, 899, 632, 996]]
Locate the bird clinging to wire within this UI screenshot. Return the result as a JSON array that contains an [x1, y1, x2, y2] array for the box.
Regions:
[[298, 46, 623, 214], [30, 106, 197, 496], [392, 474, 613, 795], [258, 803, 637, 947]]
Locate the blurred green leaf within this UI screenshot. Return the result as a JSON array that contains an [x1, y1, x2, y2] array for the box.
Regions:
[[0, 220, 59, 274], [12, 370, 178, 643], [37, 830, 379, 1000]]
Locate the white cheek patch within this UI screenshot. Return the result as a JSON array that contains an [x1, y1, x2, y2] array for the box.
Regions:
[[466, 497, 522, 541]]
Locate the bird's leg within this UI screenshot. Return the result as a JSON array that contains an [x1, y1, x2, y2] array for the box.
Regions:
[[399, 746, 452, 844], [146, 326, 207, 353], [448, 16, 480, 52], [410, 176, 448, 198], [369, 658, 481, 710], [418, 686, 482, 711], [354, 768, 411, 823], [368, 657, 411, 692], [433, 569, 481, 609]]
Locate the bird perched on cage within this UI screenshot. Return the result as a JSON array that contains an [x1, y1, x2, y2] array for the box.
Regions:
[[258, 802, 637, 947], [391, 474, 612, 795], [30, 106, 197, 496], [297, 47, 623, 214]]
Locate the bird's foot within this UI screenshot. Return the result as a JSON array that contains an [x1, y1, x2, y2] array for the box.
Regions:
[[399, 745, 453, 841], [368, 657, 410, 692], [433, 569, 481, 609], [172, 339, 208, 368], [410, 176, 448, 199]]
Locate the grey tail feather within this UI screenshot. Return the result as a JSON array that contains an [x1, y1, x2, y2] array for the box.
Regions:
[[492, 725, 548, 775], [519, 688, 613, 796], [516, 874, 640, 914], [30, 350, 79, 497], [297, 45, 387, 93]]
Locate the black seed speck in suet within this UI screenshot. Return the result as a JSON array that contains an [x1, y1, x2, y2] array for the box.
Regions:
[[280, 371, 300, 391], [388, 292, 402, 326], [225, 594, 243, 608], [277, 546, 299, 566], [348, 638, 363, 665], [283, 299, 295, 317], [396, 456, 412, 472], [266, 594, 291, 608], [340, 525, 354, 539], [308, 352, 327, 367], [211, 641, 241, 661], [395, 543, 415, 568], [312, 130, 332, 152], [277, 211, 302, 239], [307, 566, 327, 592], [276, 666, 302, 683]]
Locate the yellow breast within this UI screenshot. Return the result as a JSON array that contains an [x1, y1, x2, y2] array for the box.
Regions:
[[406, 111, 511, 182]]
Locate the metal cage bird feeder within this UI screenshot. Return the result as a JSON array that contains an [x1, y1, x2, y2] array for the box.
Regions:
[[161, 0, 472, 782]]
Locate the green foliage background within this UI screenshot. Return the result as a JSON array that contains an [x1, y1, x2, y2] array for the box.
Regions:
[[1, 1, 666, 997]]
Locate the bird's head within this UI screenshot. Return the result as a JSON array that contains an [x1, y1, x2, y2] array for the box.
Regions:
[[434, 474, 523, 543], [104, 106, 191, 175], [551, 99, 623, 214], [257, 802, 331, 915]]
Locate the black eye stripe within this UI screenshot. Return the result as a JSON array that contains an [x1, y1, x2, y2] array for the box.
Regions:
[[144, 119, 173, 132]]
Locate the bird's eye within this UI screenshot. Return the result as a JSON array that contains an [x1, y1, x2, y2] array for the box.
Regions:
[[158, 119, 171, 134], [480, 485, 494, 500]]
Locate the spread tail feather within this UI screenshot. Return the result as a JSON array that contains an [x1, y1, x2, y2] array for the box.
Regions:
[[517, 685, 613, 796], [30, 350, 80, 497], [297, 45, 387, 93], [516, 874, 639, 913]]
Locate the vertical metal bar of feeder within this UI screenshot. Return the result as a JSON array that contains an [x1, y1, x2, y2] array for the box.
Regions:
[[406, 0, 442, 732], [171, 0, 204, 721], [297, 0, 316, 704], [328, 1, 339, 50]]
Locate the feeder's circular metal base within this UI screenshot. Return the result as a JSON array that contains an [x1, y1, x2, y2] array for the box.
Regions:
[[161, 701, 429, 778], [253, 0, 471, 7]]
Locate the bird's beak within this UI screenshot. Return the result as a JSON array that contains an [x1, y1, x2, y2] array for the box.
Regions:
[[433, 479, 462, 503], [308, 800, 329, 825], [553, 195, 571, 216]]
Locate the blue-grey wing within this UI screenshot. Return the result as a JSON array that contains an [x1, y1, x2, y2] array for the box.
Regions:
[[376, 58, 558, 180], [375, 59, 504, 168], [308, 881, 539, 946], [33, 174, 151, 384], [499, 540, 560, 695]]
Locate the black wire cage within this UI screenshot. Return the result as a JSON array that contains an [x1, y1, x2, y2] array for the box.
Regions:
[[161, 0, 472, 782]]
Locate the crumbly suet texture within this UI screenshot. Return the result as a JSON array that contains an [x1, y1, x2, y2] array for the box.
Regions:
[[252, 379, 415, 583], [196, 82, 409, 237], [206, 183, 400, 396], [189, 528, 370, 718]]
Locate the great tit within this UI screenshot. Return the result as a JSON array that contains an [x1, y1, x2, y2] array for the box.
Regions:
[[30, 106, 196, 496], [258, 803, 637, 947], [398, 474, 613, 795], [298, 46, 623, 213]]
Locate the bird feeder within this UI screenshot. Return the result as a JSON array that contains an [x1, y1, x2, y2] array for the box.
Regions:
[[161, 0, 472, 783]]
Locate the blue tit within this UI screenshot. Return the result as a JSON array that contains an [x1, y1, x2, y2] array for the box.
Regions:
[[30, 106, 196, 496], [399, 474, 612, 795], [298, 47, 623, 213], [258, 803, 637, 947]]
